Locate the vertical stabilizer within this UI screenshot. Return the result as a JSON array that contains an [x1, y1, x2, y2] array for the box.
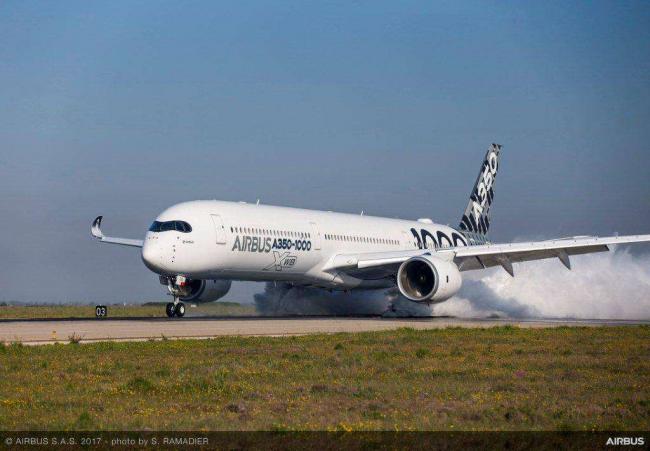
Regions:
[[458, 143, 501, 244]]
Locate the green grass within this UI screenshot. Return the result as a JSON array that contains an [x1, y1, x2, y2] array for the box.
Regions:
[[0, 302, 257, 319], [0, 326, 648, 431]]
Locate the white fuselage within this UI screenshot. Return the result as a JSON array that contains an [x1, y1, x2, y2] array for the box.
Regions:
[[95, 144, 650, 314], [141, 200, 468, 290]]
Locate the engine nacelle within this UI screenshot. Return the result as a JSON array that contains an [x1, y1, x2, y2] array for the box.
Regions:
[[180, 279, 232, 303], [397, 255, 462, 304]]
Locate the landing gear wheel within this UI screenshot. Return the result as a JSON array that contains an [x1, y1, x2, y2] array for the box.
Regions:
[[175, 302, 186, 318], [165, 302, 175, 318]]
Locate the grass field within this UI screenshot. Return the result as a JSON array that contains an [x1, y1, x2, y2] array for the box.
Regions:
[[0, 302, 257, 319], [0, 326, 648, 431]]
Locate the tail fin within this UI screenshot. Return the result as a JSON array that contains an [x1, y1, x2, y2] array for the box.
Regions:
[[458, 143, 502, 244]]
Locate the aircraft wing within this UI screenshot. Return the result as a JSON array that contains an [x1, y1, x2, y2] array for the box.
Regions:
[[447, 234, 650, 276], [91, 216, 144, 248], [327, 234, 650, 278]]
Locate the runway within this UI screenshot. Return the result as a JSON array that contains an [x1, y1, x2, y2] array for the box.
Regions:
[[0, 316, 647, 345]]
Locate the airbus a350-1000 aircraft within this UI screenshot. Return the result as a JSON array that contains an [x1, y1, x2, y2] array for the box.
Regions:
[[91, 144, 650, 317]]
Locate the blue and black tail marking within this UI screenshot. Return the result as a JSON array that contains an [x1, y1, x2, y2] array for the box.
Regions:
[[458, 143, 501, 245]]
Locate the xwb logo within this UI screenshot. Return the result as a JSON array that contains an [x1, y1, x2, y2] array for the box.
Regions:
[[263, 251, 298, 271]]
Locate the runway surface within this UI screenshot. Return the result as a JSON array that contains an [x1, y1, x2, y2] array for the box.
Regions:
[[1, 316, 647, 345]]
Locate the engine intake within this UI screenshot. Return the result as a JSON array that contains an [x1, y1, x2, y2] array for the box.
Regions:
[[180, 279, 232, 303], [397, 255, 462, 303]]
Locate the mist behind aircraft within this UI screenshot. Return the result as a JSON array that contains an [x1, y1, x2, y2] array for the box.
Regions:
[[252, 250, 650, 320]]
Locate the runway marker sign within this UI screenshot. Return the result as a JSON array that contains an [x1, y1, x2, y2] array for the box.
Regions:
[[95, 305, 107, 318]]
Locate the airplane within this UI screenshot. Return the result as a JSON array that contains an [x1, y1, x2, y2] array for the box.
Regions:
[[91, 144, 650, 317]]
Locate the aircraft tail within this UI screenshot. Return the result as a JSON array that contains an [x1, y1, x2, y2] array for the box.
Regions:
[[458, 143, 502, 245]]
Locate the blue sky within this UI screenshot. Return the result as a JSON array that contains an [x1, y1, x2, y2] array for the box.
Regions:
[[1, 1, 649, 303]]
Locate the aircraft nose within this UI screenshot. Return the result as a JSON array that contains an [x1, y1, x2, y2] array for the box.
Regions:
[[141, 241, 167, 274]]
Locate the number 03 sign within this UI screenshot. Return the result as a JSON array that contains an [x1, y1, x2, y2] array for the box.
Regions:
[[95, 305, 107, 318]]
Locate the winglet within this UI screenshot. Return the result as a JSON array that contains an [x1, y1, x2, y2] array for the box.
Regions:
[[91, 216, 104, 239], [89, 216, 144, 248]]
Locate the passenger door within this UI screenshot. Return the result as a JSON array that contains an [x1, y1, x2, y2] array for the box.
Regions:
[[210, 214, 227, 244], [309, 222, 322, 250]]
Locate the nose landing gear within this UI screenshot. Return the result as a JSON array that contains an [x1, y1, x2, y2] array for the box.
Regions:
[[165, 299, 185, 318], [161, 275, 189, 318]]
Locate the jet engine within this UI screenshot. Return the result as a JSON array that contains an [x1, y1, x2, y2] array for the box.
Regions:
[[164, 278, 232, 303], [397, 255, 462, 304]]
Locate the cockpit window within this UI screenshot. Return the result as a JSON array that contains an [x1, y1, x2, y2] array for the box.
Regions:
[[175, 221, 191, 233], [149, 221, 192, 233], [160, 221, 176, 232]]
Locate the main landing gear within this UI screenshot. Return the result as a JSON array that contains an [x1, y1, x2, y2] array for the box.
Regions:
[[166, 299, 186, 318]]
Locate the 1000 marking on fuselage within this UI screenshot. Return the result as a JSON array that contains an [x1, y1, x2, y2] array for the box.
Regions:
[[410, 228, 468, 250]]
